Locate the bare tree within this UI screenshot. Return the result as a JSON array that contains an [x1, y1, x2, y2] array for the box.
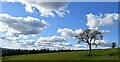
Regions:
[[75, 29, 103, 56]]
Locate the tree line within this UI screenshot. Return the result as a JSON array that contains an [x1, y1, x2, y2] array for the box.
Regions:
[[2, 48, 74, 56]]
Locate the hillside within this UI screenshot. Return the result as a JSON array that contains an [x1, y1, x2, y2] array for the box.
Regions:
[[2, 48, 119, 60]]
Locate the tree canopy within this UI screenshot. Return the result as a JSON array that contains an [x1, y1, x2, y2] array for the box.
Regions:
[[75, 29, 104, 56]]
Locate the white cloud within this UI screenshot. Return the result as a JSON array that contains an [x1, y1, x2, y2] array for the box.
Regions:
[[73, 44, 87, 48], [38, 36, 66, 42], [72, 40, 112, 50], [0, 13, 50, 49], [57, 28, 83, 37], [1, 0, 69, 17], [0, 13, 49, 35], [91, 40, 106, 45], [13, 36, 72, 50], [100, 30, 110, 34], [99, 41, 117, 47], [37, 36, 72, 49], [15, 40, 36, 47], [86, 13, 119, 29]]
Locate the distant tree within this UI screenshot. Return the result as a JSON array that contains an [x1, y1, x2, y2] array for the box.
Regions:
[[75, 29, 104, 56], [112, 42, 116, 48]]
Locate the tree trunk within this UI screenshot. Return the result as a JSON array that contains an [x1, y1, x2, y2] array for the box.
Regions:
[[88, 44, 92, 56]]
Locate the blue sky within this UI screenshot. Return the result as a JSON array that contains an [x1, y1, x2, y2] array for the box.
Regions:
[[0, 2, 119, 49]]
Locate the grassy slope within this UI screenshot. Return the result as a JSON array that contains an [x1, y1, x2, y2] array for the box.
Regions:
[[2, 48, 119, 60]]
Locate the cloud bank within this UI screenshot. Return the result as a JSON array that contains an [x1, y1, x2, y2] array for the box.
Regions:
[[86, 13, 119, 29], [1, 0, 69, 17], [0, 13, 49, 35], [57, 28, 83, 37], [14, 36, 72, 50]]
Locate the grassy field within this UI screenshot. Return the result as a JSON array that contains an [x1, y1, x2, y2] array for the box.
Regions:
[[2, 48, 119, 60]]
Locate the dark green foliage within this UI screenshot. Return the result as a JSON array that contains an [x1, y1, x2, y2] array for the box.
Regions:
[[112, 42, 116, 48]]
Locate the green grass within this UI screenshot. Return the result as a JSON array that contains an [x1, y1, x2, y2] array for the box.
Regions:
[[2, 48, 120, 60]]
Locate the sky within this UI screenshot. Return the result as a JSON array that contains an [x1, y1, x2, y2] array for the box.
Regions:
[[0, 1, 119, 50]]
